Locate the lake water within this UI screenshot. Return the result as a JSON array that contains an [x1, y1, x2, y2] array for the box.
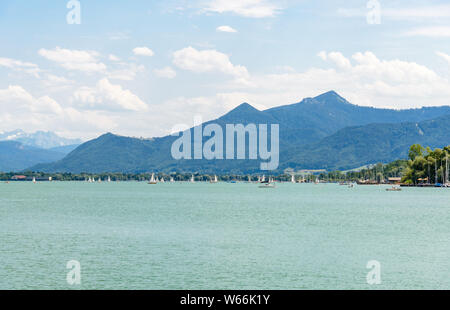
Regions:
[[0, 181, 449, 290]]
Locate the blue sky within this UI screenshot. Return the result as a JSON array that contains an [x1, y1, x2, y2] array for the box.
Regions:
[[1, 0, 450, 139]]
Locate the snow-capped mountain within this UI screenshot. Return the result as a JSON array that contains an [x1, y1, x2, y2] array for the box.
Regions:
[[0, 129, 82, 149]]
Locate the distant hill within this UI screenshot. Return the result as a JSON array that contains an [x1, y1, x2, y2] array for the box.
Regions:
[[48, 144, 81, 155], [29, 91, 450, 173], [282, 114, 450, 171], [0, 129, 82, 149], [0, 141, 66, 172]]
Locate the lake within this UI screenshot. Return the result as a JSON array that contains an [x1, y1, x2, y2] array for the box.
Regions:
[[0, 181, 449, 289]]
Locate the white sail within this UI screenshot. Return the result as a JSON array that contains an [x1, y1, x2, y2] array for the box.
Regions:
[[291, 175, 295, 183], [32, 177, 36, 183], [190, 175, 195, 183], [161, 177, 165, 183], [150, 173, 155, 183], [170, 177, 175, 182], [214, 175, 218, 182], [261, 175, 266, 182], [107, 176, 111, 182]]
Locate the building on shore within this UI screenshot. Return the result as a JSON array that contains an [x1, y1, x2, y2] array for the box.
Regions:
[[387, 177, 402, 184]]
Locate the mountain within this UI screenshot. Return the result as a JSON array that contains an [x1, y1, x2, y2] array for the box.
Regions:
[[48, 144, 81, 155], [30, 91, 450, 173], [282, 114, 450, 171], [0, 129, 82, 149], [0, 141, 67, 172]]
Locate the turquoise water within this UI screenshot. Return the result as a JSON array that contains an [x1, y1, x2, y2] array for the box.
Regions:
[[0, 181, 449, 290]]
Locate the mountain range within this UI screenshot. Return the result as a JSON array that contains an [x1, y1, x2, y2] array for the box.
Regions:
[[0, 129, 82, 149], [0, 130, 81, 172], [28, 91, 450, 174]]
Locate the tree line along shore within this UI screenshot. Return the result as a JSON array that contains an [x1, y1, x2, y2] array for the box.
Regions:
[[1, 144, 448, 186]]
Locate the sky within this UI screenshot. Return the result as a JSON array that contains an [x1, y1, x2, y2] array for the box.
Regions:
[[0, 0, 450, 140]]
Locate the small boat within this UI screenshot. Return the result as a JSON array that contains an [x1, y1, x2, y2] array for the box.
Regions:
[[386, 186, 401, 191], [170, 177, 175, 183], [107, 176, 111, 182], [148, 173, 157, 184], [190, 175, 195, 183], [291, 175, 296, 183], [259, 182, 276, 189], [160, 177, 165, 183], [210, 175, 218, 183], [32, 177, 36, 183]]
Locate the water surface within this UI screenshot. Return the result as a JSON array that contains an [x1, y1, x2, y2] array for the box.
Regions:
[[0, 182, 449, 289]]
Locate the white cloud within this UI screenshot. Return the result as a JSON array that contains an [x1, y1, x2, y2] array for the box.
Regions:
[[216, 25, 238, 33], [436, 51, 450, 65], [108, 63, 145, 81], [73, 78, 148, 112], [318, 51, 351, 70], [0, 57, 41, 77], [172, 46, 249, 80], [204, 0, 280, 18], [133, 47, 155, 57], [38, 47, 106, 73], [405, 27, 450, 38], [109, 54, 121, 62], [0, 85, 115, 137], [41, 74, 74, 92], [187, 51, 450, 111], [153, 67, 177, 79]]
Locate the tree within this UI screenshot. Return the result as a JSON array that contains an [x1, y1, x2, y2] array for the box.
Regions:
[[408, 144, 425, 161]]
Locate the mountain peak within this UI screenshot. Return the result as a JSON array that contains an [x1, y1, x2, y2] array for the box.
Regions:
[[314, 90, 348, 104], [0, 129, 82, 149], [231, 102, 260, 113]]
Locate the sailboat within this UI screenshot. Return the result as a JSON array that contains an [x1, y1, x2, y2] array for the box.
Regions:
[[107, 176, 111, 182], [259, 176, 275, 188], [248, 176, 252, 183], [261, 175, 266, 183], [291, 175, 296, 183], [170, 177, 175, 183], [210, 175, 218, 183], [190, 175, 195, 183], [148, 173, 157, 184], [160, 177, 165, 183], [32, 177, 36, 183]]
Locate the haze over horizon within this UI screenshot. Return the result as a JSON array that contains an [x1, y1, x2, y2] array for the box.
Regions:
[[1, 0, 450, 140]]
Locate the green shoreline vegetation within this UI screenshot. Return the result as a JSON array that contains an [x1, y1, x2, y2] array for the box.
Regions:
[[1, 144, 448, 185]]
